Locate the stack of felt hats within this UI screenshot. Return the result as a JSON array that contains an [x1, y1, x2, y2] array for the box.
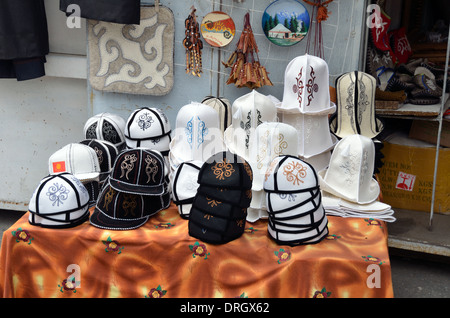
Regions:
[[90, 148, 171, 230], [124, 107, 172, 164], [188, 151, 253, 244], [246, 122, 299, 222], [223, 90, 277, 222], [263, 155, 329, 246], [276, 54, 338, 172]]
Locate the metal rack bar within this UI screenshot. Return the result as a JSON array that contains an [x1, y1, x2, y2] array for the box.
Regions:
[[429, 24, 450, 230]]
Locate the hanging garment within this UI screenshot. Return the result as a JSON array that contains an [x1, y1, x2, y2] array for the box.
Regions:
[[0, 0, 49, 81], [60, 0, 141, 25]]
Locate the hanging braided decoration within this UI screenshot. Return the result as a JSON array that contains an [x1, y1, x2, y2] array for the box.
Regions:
[[303, 0, 333, 58], [183, 7, 203, 77], [222, 12, 273, 89]]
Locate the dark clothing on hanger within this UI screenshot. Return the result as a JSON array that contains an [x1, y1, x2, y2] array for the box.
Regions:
[[60, 0, 141, 25], [0, 0, 49, 81]]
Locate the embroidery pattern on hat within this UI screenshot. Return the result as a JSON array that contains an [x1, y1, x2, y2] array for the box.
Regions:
[[243, 162, 252, 180], [46, 183, 70, 207], [212, 159, 235, 180], [306, 66, 318, 107], [294, 67, 304, 104], [197, 117, 208, 148], [122, 194, 137, 216], [103, 121, 121, 144], [137, 112, 154, 131], [207, 197, 222, 207], [145, 155, 159, 183], [357, 79, 370, 125], [283, 161, 307, 185], [86, 122, 98, 139], [275, 134, 288, 155], [185, 117, 194, 148], [120, 154, 138, 180], [103, 187, 116, 211]]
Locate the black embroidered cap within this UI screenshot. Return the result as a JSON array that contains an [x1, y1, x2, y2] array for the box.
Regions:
[[196, 185, 252, 208], [192, 192, 247, 220], [109, 148, 166, 196], [188, 205, 247, 244], [90, 181, 171, 230], [80, 139, 119, 184], [197, 151, 253, 190]]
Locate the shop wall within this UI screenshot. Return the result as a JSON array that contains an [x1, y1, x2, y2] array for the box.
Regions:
[[0, 0, 368, 211]]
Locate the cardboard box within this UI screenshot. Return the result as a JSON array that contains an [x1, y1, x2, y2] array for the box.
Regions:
[[409, 120, 450, 148], [377, 141, 450, 214]]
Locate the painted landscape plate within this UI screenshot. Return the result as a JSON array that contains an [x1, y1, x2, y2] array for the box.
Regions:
[[262, 0, 310, 47], [201, 11, 236, 47]]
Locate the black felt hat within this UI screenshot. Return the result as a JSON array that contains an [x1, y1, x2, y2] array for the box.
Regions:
[[109, 148, 166, 196], [90, 180, 170, 230], [197, 151, 253, 190]]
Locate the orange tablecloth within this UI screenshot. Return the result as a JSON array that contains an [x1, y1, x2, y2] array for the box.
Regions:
[[0, 203, 393, 298]]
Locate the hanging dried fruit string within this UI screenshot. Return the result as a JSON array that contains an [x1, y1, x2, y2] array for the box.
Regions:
[[184, 6, 203, 77], [303, 0, 333, 58], [222, 12, 273, 89]]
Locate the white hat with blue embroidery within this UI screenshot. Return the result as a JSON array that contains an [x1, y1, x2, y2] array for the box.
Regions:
[[169, 102, 226, 173]]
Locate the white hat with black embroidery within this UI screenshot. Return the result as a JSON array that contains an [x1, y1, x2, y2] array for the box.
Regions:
[[84, 112, 126, 150], [224, 90, 277, 161], [124, 107, 172, 156]]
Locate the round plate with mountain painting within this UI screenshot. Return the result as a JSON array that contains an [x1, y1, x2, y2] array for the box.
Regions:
[[262, 0, 310, 47]]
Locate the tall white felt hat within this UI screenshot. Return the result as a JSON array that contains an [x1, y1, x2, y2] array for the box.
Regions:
[[279, 111, 337, 158], [224, 90, 277, 161], [329, 71, 384, 139], [201, 96, 232, 134], [169, 102, 226, 168], [278, 54, 336, 115], [48, 143, 100, 183], [248, 122, 299, 191], [318, 134, 380, 204]]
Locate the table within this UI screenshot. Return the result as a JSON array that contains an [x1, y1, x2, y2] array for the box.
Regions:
[[0, 203, 393, 298]]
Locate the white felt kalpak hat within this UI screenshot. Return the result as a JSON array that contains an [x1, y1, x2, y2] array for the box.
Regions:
[[169, 102, 226, 169], [329, 71, 384, 139], [48, 143, 100, 183], [124, 107, 172, 156], [248, 122, 299, 191], [224, 90, 277, 161], [84, 112, 126, 150], [28, 173, 90, 228], [278, 111, 337, 158], [318, 134, 380, 204], [201, 96, 232, 134], [278, 54, 336, 115], [170, 160, 203, 219]]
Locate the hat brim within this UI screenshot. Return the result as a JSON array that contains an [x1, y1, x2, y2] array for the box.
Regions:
[[318, 169, 380, 204], [90, 208, 150, 231], [277, 102, 336, 116], [109, 177, 166, 196], [73, 172, 100, 183]]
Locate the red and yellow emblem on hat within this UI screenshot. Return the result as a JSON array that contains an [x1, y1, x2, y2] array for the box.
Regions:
[[53, 161, 66, 173]]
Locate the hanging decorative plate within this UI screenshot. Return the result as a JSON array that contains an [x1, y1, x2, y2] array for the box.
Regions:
[[262, 0, 310, 47], [200, 11, 236, 47]]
